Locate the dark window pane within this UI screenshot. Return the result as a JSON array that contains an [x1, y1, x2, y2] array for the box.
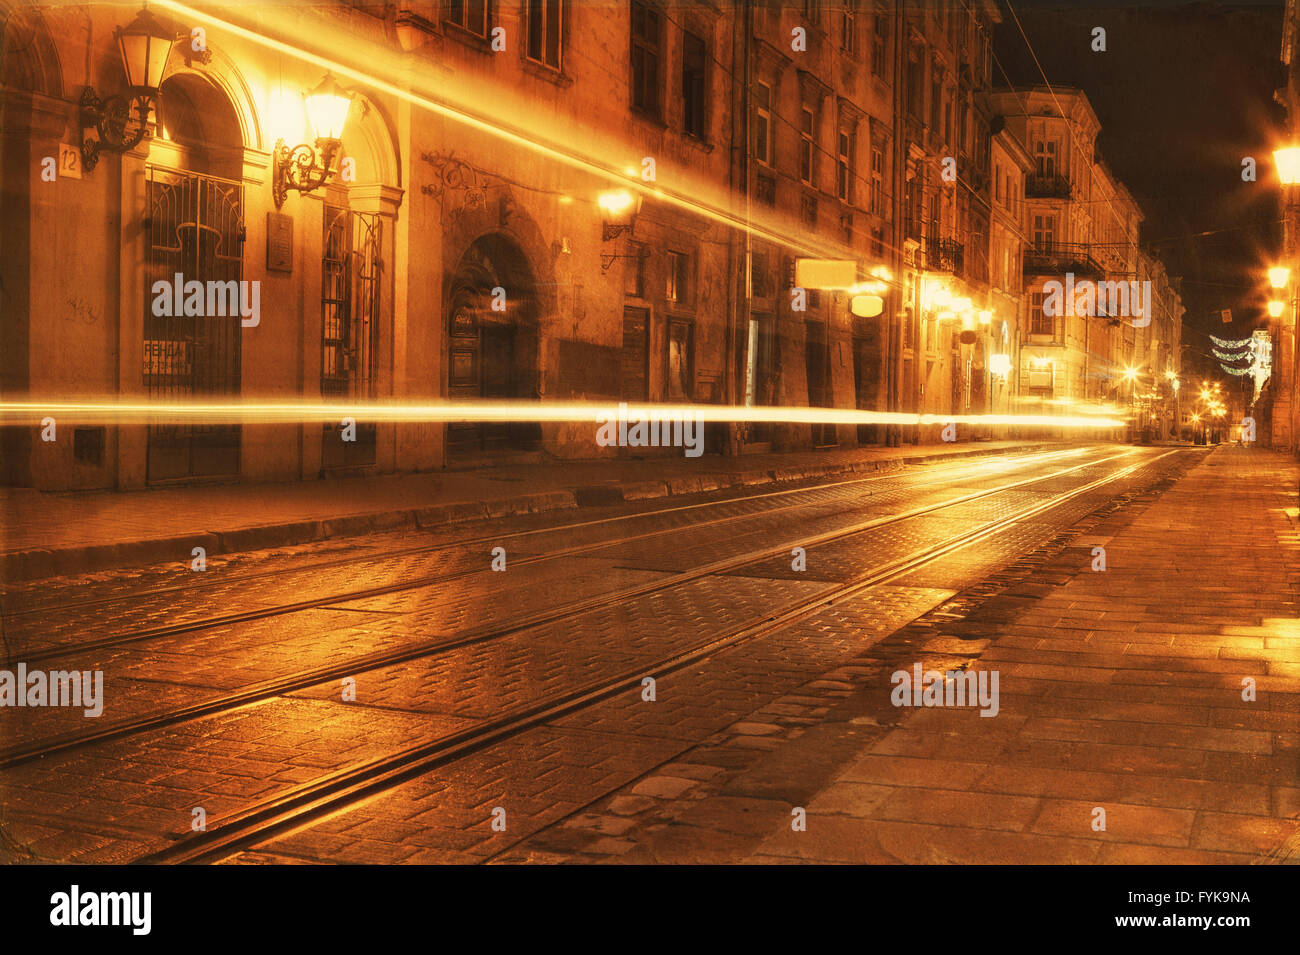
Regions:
[[527, 0, 543, 59], [545, 0, 561, 66]]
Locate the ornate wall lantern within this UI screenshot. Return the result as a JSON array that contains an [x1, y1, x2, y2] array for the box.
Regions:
[[272, 73, 355, 209], [79, 5, 177, 171], [598, 188, 646, 272]]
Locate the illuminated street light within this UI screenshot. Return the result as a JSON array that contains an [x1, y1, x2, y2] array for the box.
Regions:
[[598, 188, 647, 272], [272, 73, 355, 208], [1268, 300, 1285, 318], [79, 4, 178, 170], [1275, 146, 1300, 185], [1269, 266, 1291, 289]]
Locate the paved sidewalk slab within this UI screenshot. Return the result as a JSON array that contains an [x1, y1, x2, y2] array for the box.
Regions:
[[0, 440, 1056, 582], [734, 446, 1300, 864]]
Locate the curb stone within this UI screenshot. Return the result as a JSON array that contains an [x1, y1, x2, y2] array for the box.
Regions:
[[0, 443, 1055, 583]]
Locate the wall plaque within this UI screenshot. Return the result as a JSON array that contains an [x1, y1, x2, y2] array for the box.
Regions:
[[266, 212, 293, 272]]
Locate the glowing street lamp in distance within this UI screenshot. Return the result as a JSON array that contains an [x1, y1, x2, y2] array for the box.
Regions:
[[1275, 146, 1300, 185]]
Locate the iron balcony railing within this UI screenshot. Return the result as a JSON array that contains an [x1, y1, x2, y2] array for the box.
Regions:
[[1023, 241, 1103, 278], [1026, 173, 1073, 198], [926, 237, 964, 274]]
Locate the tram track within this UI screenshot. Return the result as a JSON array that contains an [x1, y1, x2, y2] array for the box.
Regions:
[[5, 447, 1089, 667], [0, 446, 1137, 771], [139, 448, 1182, 864], [1, 448, 1075, 619]]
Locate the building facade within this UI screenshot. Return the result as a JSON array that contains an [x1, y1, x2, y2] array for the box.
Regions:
[[989, 85, 1180, 428], [1274, 0, 1300, 453], [0, 1, 1180, 491]]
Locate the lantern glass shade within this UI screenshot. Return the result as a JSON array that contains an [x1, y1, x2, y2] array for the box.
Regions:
[[1276, 147, 1300, 186], [1268, 299, 1285, 318], [1268, 266, 1291, 289], [116, 7, 176, 92], [304, 74, 353, 142], [597, 189, 642, 225]]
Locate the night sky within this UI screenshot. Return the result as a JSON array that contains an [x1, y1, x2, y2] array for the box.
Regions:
[[992, 0, 1285, 381]]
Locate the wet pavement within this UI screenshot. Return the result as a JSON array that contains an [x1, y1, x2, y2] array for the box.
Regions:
[[3, 443, 1294, 865]]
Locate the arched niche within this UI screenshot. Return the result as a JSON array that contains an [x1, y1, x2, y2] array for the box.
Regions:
[[154, 71, 245, 180], [0, 3, 63, 97], [156, 43, 264, 162]]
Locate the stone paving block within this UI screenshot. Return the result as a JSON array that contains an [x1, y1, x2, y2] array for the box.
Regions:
[[871, 787, 1043, 832], [1189, 812, 1300, 855], [841, 755, 990, 790], [1030, 798, 1195, 847]]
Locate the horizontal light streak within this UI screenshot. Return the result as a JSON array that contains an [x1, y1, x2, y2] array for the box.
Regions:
[[150, 1, 872, 270], [2, 400, 1127, 429]]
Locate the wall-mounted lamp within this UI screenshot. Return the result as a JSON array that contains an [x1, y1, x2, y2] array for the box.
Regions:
[[1268, 266, 1291, 289], [79, 5, 176, 171], [598, 189, 642, 241], [598, 188, 645, 272], [272, 73, 355, 209], [1268, 299, 1285, 318]]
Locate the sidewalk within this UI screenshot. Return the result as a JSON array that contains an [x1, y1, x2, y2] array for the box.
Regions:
[[714, 445, 1300, 864], [0, 440, 1058, 583]]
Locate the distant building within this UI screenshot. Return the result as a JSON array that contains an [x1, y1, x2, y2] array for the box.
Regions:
[[989, 85, 1180, 430]]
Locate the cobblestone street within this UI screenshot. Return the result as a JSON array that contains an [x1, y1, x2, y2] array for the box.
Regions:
[[4, 444, 1293, 865]]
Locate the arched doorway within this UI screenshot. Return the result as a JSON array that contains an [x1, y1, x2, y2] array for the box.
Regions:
[[446, 233, 541, 458], [143, 72, 245, 482]]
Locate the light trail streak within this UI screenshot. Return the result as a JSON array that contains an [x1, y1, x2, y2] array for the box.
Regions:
[[148, 0, 872, 270], [1, 400, 1127, 429]]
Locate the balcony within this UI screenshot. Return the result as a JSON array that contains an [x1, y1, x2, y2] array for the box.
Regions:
[[1026, 174, 1072, 199], [1023, 241, 1103, 278], [926, 237, 964, 274]]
